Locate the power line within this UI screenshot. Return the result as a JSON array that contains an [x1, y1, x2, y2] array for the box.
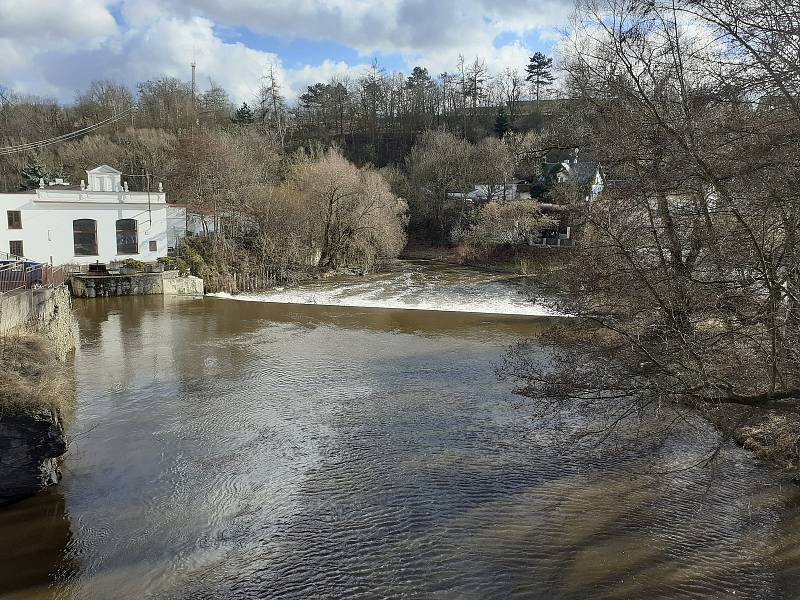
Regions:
[[0, 108, 134, 156], [0, 109, 131, 155]]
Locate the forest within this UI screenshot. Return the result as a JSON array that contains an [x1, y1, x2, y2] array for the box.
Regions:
[[0, 51, 572, 279]]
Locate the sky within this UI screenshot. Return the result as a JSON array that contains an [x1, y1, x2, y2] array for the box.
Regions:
[[0, 0, 574, 105]]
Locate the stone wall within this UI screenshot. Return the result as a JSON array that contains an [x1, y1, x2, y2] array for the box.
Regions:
[[69, 273, 164, 298], [69, 270, 204, 298]]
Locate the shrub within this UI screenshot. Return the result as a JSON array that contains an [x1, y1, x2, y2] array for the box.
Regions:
[[157, 256, 190, 275], [122, 258, 146, 272], [177, 239, 209, 278]]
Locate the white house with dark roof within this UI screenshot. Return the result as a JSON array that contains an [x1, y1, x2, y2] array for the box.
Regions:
[[0, 165, 167, 266], [541, 148, 604, 202]]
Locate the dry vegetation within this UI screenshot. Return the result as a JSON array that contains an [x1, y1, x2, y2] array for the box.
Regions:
[[0, 335, 74, 423]]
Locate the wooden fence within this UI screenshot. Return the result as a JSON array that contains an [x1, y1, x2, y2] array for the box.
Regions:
[[204, 266, 299, 293]]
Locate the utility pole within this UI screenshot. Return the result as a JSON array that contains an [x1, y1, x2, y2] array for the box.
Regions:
[[191, 62, 197, 108]]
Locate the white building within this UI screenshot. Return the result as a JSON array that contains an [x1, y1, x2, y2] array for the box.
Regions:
[[166, 203, 218, 252], [0, 165, 167, 266]]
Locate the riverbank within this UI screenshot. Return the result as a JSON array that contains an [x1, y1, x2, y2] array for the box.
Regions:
[[0, 286, 76, 502], [0, 335, 74, 502], [400, 240, 565, 276], [703, 405, 800, 471]]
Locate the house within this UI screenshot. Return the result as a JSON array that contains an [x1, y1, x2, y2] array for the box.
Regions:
[[540, 148, 604, 202], [166, 203, 218, 252], [0, 165, 167, 266]]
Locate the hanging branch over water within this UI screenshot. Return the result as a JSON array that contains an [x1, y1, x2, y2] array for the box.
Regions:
[[501, 0, 800, 461]]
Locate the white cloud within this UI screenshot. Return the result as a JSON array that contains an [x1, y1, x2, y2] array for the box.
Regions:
[[283, 60, 372, 95], [0, 0, 571, 103], [0, 0, 117, 44], [140, 0, 573, 55]]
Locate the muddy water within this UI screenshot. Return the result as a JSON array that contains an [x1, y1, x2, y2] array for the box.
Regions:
[[2, 261, 800, 599]]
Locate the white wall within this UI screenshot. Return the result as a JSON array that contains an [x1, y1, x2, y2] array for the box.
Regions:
[[0, 190, 167, 265], [166, 206, 187, 250], [166, 205, 216, 250]]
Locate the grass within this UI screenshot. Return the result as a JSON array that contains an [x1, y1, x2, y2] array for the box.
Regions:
[[0, 335, 74, 423]]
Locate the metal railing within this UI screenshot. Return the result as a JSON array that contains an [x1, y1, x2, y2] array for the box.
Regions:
[[0, 260, 65, 294]]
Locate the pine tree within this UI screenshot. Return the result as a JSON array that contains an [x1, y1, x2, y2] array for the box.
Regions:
[[20, 158, 50, 190], [525, 52, 555, 106], [494, 107, 510, 138], [232, 102, 254, 125]]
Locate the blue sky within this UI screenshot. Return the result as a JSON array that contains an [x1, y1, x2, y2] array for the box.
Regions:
[[0, 0, 572, 104]]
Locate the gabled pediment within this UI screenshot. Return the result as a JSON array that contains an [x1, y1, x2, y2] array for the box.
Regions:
[[86, 165, 122, 175]]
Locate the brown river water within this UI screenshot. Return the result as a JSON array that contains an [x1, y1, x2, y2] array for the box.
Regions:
[[2, 260, 800, 599]]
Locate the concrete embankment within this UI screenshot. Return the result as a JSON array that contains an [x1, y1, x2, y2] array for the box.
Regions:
[[0, 287, 76, 502]]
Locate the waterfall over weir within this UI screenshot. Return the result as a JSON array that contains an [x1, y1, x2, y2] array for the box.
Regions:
[[210, 260, 564, 317]]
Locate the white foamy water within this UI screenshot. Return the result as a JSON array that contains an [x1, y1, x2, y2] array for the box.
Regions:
[[209, 261, 565, 317]]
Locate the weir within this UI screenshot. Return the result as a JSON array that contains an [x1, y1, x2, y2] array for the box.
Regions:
[[211, 261, 562, 317]]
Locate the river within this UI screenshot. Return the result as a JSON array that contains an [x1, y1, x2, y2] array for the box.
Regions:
[[1, 260, 799, 599]]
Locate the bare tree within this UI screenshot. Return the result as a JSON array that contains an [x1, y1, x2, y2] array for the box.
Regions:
[[405, 130, 474, 243], [501, 0, 800, 457], [258, 62, 289, 148], [291, 148, 407, 270]]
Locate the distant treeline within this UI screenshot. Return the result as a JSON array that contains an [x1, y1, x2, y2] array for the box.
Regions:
[[0, 53, 569, 192]]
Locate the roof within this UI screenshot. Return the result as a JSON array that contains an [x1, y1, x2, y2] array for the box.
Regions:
[[542, 160, 601, 185], [570, 162, 602, 185], [44, 184, 83, 191], [167, 203, 217, 216], [86, 165, 122, 175]]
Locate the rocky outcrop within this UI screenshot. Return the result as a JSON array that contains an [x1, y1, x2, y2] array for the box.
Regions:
[[0, 285, 75, 501], [0, 410, 67, 502]]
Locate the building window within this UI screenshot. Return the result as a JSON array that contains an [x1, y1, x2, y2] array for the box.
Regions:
[[73, 219, 98, 256], [9, 240, 23, 256], [7, 211, 21, 229], [116, 219, 138, 254], [149, 240, 158, 252]]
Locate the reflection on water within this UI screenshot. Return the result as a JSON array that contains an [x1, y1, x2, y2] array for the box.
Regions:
[[0, 489, 72, 600], [2, 262, 800, 599]]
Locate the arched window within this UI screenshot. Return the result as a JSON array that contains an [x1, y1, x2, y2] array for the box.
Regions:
[[116, 218, 138, 254], [73, 219, 97, 256]]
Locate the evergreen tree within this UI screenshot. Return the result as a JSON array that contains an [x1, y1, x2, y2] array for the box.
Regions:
[[525, 52, 555, 105], [20, 158, 50, 190], [494, 107, 510, 138], [232, 102, 254, 125]]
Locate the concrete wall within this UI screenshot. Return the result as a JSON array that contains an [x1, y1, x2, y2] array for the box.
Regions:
[[0, 188, 167, 265], [167, 205, 216, 251], [0, 287, 75, 359], [162, 271, 204, 296]]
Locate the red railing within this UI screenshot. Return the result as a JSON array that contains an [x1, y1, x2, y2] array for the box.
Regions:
[[0, 261, 65, 294]]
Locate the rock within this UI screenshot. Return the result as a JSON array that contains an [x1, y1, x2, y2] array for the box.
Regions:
[[0, 410, 67, 502]]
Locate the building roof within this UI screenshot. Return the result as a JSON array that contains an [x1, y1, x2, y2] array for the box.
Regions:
[[86, 165, 122, 175], [571, 161, 602, 185], [541, 160, 602, 185]]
